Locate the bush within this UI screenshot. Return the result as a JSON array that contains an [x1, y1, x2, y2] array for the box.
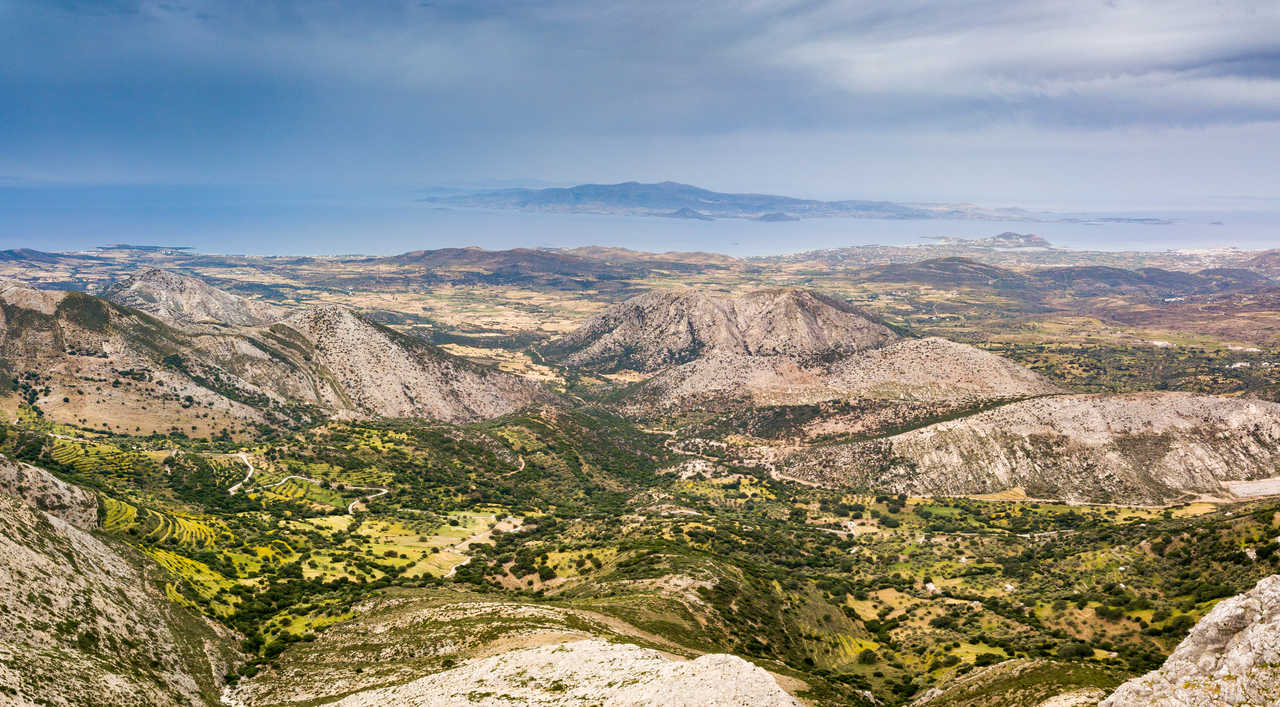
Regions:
[[1059, 642, 1093, 660]]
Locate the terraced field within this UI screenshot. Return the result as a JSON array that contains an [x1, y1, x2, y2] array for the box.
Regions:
[[49, 437, 160, 483]]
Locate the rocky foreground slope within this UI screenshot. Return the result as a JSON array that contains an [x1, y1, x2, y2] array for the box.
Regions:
[[0, 457, 238, 705], [1102, 574, 1280, 706], [0, 453, 100, 528], [332, 639, 801, 707], [227, 594, 809, 707], [549, 287, 1058, 407], [768, 392, 1280, 504]]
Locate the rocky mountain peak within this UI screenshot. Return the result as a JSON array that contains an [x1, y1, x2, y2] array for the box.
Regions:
[[283, 304, 542, 422], [550, 286, 899, 372], [103, 268, 283, 326], [0, 279, 67, 315]]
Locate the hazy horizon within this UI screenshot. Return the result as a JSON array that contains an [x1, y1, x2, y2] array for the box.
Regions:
[[3, 1, 1280, 254]]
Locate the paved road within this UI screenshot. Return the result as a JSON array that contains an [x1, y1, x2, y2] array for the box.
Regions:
[[226, 456, 388, 513], [226, 453, 254, 494]]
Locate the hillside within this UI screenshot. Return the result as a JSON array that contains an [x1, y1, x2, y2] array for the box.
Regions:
[[0, 453, 100, 528], [0, 458, 238, 705], [103, 269, 284, 327], [550, 287, 1057, 409], [227, 589, 804, 707], [0, 284, 290, 435], [1103, 574, 1280, 705], [282, 305, 542, 422], [770, 392, 1280, 504], [332, 639, 801, 707], [0, 283, 541, 435], [549, 288, 899, 372], [647, 337, 1061, 407]]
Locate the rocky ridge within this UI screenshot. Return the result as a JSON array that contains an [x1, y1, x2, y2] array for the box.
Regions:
[[552, 288, 898, 372], [550, 287, 1057, 407], [282, 305, 541, 422], [103, 269, 284, 327], [0, 457, 238, 705], [768, 392, 1280, 504], [330, 639, 802, 707], [0, 278, 541, 430], [648, 336, 1060, 406], [1102, 574, 1280, 706]]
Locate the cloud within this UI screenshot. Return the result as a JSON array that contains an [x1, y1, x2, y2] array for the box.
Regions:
[[1, 0, 1279, 198]]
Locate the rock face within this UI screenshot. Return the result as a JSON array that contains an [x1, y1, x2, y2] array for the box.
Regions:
[[282, 306, 541, 422], [549, 287, 1057, 408], [1102, 574, 1280, 706], [331, 639, 801, 707], [0, 454, 99, 529], [552, 288, 898, 372], [0, 283, 541, 431], [103, 269, 284, 327], [0, 474, 238, 705], [0, 278, 66, 315], [648, 336, 1060, 406], [771, 393, 1280, 504]]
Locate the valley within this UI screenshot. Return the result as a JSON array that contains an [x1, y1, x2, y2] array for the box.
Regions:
[[2, 242, 1280, 705]]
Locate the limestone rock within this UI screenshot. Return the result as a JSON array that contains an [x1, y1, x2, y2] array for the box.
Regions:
[[103, 269, 284, 327], [550, 287, 1057, 407], [0, 487, 238, 705], [551, 287, 898, 372], [0, 453, 99, 529], [282, 305, 541, 422], [774, 392, 1280, 504], [331, 638, 801, 707], [1102, 574, 1280, 706]]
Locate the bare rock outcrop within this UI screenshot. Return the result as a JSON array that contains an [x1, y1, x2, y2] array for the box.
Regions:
[[331, 638, 802, 707], [1102, 574, 1280, 706], [0, 486, 238, 705], [551, 287, 898, 372], [771, 393, 1280, 504], [103, 269, 284, 327], [647, 336, 1060, 406], [550, 287, 1056, 408], [282, 305, 541, 422], [0, 454, 99, 529], [0, 279, 67, 315]]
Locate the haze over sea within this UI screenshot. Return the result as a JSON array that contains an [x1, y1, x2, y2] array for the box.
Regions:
[[2, 183, 1276, 257]]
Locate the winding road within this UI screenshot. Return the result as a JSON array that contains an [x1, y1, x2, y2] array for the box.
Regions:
[[224, 454, 388, 513], [499, 454, 527, 478], [226, 453, 254, 494]]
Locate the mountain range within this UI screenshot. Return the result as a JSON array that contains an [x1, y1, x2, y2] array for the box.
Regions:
[[0, 271, 540, 434], [423, 181, 1165, 224]]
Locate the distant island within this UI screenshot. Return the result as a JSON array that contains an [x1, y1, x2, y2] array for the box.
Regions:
[[421, 180, 1172, 225], [924, 232, 1054, 249], [659, 207, 714, 221]]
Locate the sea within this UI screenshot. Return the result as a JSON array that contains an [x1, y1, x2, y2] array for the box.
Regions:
[[1, 184, 1277, 256]]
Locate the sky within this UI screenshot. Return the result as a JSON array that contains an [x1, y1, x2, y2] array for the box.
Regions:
[[3, 0, 1280, 252]]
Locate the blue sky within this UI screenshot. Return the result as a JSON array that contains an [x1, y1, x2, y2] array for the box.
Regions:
[[3, 1, 1280, 251]]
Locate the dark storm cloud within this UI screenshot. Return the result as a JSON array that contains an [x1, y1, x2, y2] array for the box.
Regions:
[[1, 0, 1279, 189]]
